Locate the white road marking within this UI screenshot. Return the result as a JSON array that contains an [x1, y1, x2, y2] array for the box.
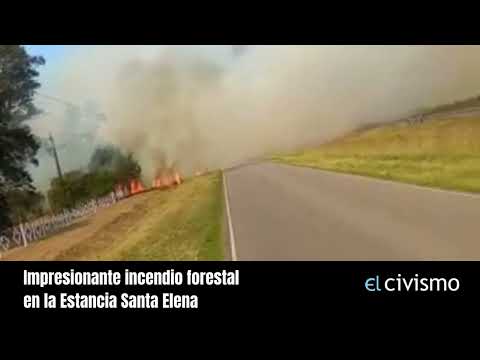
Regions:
[[222, 171, 238, 261]]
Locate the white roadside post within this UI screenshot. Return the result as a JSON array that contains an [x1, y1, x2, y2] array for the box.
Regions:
[[19, 223, 27, 248]]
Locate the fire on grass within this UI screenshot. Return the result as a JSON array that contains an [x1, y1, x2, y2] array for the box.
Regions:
[[115, 168, 184, 197]]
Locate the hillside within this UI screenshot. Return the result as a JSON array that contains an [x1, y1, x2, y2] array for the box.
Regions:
[[273, 115, 480, 193]]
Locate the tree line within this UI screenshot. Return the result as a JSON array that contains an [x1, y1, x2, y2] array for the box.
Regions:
[[47, 146, 141, 212]]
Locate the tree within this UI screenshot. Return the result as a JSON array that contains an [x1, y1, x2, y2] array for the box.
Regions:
[[88, 145, 120, 173], [6, 189, 45, 223], [0, 45, 45, 231], [114, 152, 142, 185], [46, 146, 142, 212], [89, 145, 141, 185], [47, 170, 117, 212], [84, 171, 116, 198], [47, 170, 88, 212]]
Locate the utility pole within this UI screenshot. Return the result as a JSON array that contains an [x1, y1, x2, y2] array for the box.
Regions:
[[48, 133, 63, 181]]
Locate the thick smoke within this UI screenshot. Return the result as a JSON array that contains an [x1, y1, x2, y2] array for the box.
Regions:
[[32, 45, 480, 185]]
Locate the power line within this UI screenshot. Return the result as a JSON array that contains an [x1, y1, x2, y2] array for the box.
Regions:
[[36, 93, 79, 109], [36, 92, 107, 122]]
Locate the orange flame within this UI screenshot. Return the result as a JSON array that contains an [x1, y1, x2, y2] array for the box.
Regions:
[[129, 179, 145, 195], [112, 169, 182, 199], [152, 169, 183, 190]]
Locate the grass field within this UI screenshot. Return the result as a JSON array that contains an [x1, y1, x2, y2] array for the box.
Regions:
[[2, 172, 225, 261], [273, 116, 480, 193], [106, 172, 225, 261]]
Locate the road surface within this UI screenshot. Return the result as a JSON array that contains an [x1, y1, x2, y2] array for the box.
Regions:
[[224, 162, 480, 260]]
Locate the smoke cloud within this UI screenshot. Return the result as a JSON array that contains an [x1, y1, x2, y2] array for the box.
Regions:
[[30, 45, 480, 186]]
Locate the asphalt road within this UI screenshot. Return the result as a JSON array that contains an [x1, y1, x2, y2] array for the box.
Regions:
[[224, 162, 480, 260]]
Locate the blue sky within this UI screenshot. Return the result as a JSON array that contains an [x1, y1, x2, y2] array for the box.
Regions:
[[24, 45, 76, 90], [25, 45, 69, 64]]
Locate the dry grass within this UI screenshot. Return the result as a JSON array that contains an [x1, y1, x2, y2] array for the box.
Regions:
[[106, 172, 224, 260]]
